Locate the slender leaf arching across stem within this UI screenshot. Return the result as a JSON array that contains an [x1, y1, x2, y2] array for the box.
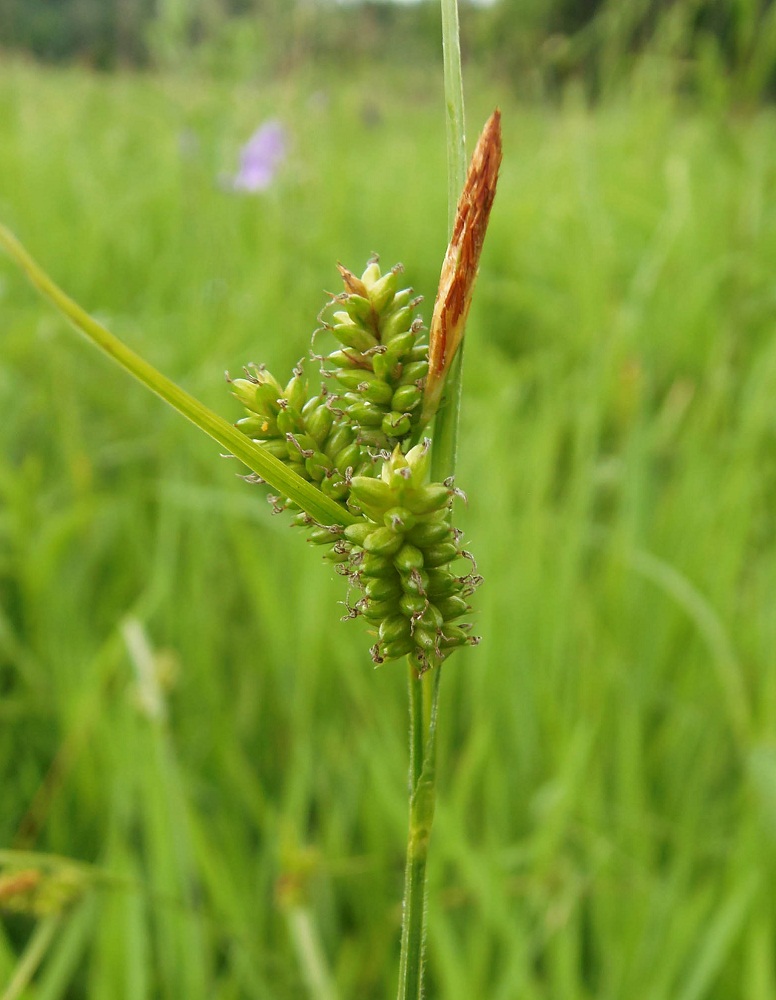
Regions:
[[0, 223, 354, 529]]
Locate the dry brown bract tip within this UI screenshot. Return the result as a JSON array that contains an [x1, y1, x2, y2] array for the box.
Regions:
[[422, 109, 502, 426]]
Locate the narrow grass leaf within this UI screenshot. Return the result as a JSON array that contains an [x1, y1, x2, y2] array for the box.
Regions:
[[0, 223, 355, 528]]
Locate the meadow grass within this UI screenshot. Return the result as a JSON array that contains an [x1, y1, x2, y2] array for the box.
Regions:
[[3, 58, 776, 998]]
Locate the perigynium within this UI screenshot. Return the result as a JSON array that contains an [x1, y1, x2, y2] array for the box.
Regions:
[[229, 257, 483, 675]]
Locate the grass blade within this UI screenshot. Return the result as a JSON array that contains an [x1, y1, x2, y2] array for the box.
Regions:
[[0, 223, 355, 528]]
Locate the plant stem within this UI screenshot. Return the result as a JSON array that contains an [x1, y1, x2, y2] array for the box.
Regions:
[[431, 0, 467, 485], [441, 0, 467, 233], [396, 669, 443, 1000], [397, 4, 467, 997]]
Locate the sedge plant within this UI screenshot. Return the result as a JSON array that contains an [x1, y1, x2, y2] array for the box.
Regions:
[[0, 7, 501, 995]]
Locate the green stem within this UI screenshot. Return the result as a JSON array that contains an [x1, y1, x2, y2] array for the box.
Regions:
[[0, 223, 354, 529], [432, 0, 467, 485], [397, 4, 467, 998], [409, 664, 425, 791], [397, 669, 443, 1000], [441, 0, 467, 231], [428, 347, 463, 486]]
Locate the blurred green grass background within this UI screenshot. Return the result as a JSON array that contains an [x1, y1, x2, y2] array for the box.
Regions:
[[3, 51, 776, 999]]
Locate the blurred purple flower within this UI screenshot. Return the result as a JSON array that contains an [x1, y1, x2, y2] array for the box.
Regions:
[[231, 120, 287, 193]]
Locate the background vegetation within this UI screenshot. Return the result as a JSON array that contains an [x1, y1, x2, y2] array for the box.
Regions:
[[5, 0, 776, 103], [4, 2, 776, 997]]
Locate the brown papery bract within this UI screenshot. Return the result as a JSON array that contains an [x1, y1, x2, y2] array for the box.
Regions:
[[421, 109, 502, 426]]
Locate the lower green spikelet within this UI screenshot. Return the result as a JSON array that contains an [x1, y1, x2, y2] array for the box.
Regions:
[[231, 259, 481, 673], [347, 441, 480, 673], [300, 440, 481, 674]]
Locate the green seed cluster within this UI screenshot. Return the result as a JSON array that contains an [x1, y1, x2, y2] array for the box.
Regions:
[[230, 367, 365, 507], [308, 442, 481, 674], [229, 260, 426, 509], [229, 258, 480, 673], [319, 259, 428, 451]]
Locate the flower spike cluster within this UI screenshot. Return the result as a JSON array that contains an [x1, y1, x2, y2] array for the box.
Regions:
[[318, 259, 428, 450], [344, 442, 480, 674], [230, 259, 481, 674]]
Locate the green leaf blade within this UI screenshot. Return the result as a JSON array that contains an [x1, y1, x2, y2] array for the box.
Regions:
[[0, 223, 355, 527]]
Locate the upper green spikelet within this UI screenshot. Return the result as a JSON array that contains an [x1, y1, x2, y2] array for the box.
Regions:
[[319, 259, 428, 451]]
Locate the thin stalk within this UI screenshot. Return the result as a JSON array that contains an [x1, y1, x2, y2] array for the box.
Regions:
[[397, 667, 423, 997], [409, 664, 425, 791], [432, 0, 468, 486], [396, 669, 443, 1000], [396, 4, 467, 997], [441, 0, 467, 232]]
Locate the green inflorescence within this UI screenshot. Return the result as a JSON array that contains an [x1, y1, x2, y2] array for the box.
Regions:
[[230, 258, 480, 674]]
